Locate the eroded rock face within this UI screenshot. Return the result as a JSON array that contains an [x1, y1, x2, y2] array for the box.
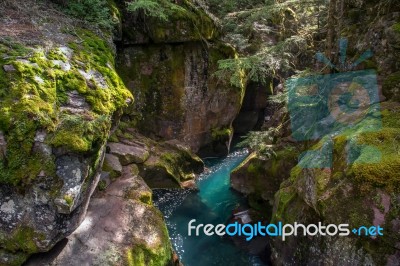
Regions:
[[233, 81, 271, 134], [117, 42, 243, 155], [25, 166, 174, 266], [116, 0, 244, 156]]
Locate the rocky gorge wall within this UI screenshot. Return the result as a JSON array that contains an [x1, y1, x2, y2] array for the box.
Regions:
[[229, 0, 400, 265], [116, 0, 245, 157], [0, 0, 248, 264]]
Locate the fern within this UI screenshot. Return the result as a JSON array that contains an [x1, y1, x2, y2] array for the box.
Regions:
[[63, 0, 116, 29], [238, 128, 280, 159]]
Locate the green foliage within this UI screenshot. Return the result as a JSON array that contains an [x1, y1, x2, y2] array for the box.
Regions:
[[126, 0, 186, 21], [211, 127, 232, 142], [238, 128, 279, 159], [62, 0, 117, 29]]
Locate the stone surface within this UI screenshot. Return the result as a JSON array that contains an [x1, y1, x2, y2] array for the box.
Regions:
[[107, 142, 150, 165], [24, 166, 173, 266], [139, 140, 204, 189], [120, 0, 218, 45], [230, 148, 299, 214], [102, 153, 123, 179], [117, 42, 243, 155], [0, 7, 132, 263], [3, 64, 16, 72], [0, 153, 103, 266]]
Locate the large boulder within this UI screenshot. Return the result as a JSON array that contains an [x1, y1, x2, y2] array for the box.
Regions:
[[0, 4, 132, 264], [105, 130, 204, 188], [120, 0, 218, 45], [25, 165, 174, 266]]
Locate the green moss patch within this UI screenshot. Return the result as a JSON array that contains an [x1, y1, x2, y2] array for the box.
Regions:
[[0, 33, 131, 185]]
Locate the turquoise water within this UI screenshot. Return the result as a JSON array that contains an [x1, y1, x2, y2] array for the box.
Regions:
[[153, 150, 266, 266]]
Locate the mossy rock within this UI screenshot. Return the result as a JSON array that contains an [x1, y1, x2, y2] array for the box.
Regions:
[[231, 146, 300, 214], [117, 41, 244, 154], [0, 31, 132, 186], [270, 102, 400, 265], [382, 71, 400, 101], [121, 0, 218, 44]]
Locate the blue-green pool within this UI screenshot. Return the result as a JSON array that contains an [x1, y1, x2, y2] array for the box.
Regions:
[[153, 150, 267, 266]]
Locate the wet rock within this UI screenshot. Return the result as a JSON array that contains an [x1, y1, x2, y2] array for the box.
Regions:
[[107, 142, 150, 165], [233, 81, 270, 134], [230, 148, 299, 213]]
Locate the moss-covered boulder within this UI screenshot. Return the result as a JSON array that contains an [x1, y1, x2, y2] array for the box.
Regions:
[[105, 129, 204, 188], [270, 102, 400, 265], [0, 3, 132, 264], [24, 165, 174, 266]]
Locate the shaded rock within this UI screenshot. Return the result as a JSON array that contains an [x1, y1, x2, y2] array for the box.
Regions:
[[140, 140, 204, 189], [270, 102, 400, 265], [233, 81, 270, 134], [230, 147, 299, 213], [117, 41, 243, 155], [107, 142, 150, 165], [102, 153, 123, 179], [120, 0, 218, 45], [25, 166, 173, 266], [0, 131, 6, 160], [3, 64, 16, 72]]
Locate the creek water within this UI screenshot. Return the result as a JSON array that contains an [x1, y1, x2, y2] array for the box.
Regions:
[[153, 149, 267, 266]]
